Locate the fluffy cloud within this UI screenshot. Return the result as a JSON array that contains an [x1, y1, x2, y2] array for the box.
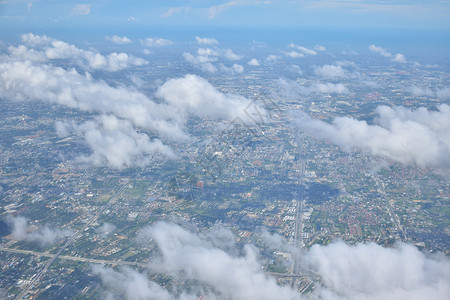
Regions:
[[248, 58, 260, 66], [284, 51, 305, 58], [195, 36, 219, 45], [266, 54, 280, 62], [278, 78, 350, 97], [308, 241, 450, 300], [106, 35, 132, 44], [57, 115, 175, 169], [93, 222, 450, 300], [92, 265, 174, 300], [136, 222, 300, 299], [6, 215, 72, 246], [219, 63, 244, 74], [157, 74, 265, 123], [0, 35, 263, 169], [182, 47, 242, 73], [291, 104, 450, 167], [0, 60, 186, 141], [409, 86, 450, 101], [15, 33, 146, 71], [369, 44, 392, 57], [392, 53, 407, 63], [140, 37, 173, 47], [314, 64, 349, 79], [369, 44, 407, 63], [222, 48, 242, 60]]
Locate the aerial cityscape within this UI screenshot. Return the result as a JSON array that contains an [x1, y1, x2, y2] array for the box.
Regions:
[[0, 1, 449, 299]]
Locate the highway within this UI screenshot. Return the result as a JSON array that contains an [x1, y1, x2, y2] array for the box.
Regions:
[[0, 247, 149, 268], [1, 247, 309, 280], [290, 160, 306, 288]]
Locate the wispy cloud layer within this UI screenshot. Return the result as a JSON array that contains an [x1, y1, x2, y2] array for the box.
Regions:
[[140, 37, 173, 47], [409, 86, 450, 101], [279, 78, 350, 97], [6, 215, 72, 246], [195, 36, 219, 45]]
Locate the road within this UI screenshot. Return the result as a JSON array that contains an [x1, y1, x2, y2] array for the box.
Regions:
[[15, 185, 126, 300], [370, 163, 408, 241], [290, 160, 305, 288], [1, 247, 309, 280]]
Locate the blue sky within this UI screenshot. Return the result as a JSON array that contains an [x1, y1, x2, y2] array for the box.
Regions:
[[1, 0, 449, 30]]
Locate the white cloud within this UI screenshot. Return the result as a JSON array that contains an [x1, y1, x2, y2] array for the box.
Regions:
[[57, 115, 175, 169], [219, 63, 244, 74], [278, 78, 349, 97], [291, 104, 450, 168], [369, 45, 407, 63], [288, 43, 317, 55], [6, 215, 72, 246], [195, 36, 219, 45], [71, 4, 91, 15], [287, 65, 303, 75], [265, 54, 280, 62], [208, 1, 238, 19], [182, 51, 217, 73], [369, 44, 392, 57], [313, 44, 326, 51], [284, 51, 305, 58], [182, 47, 242, 73], [92, 265, 174, 300], [140, 37, 173, 47], [436, 88, 450, 100], [0, 36, 262, 169], [7, 45, 47, 62], [157, 74, 265, 124], [409, 86, 450, 101], [308, 241, 450, 300], [248, 58, 260, 66], [409, 86, 435, 97], [392, 53, 407, 63], [314, 64, 349, 79], [93, 222, 450, 300], [16, 34, 147, 72], [314, 82, 350, 94], [161, 6, 189, 18], [21, 33, 53, 46], [137, 222, 300, 299], [222, 48, 242, 60], [0, 60, 186, 141], [106, 35, 132, 44], [96, 222, 116, 235]]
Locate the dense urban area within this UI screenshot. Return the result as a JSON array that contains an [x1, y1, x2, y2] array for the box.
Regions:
[[0, 30, 449, 299]]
